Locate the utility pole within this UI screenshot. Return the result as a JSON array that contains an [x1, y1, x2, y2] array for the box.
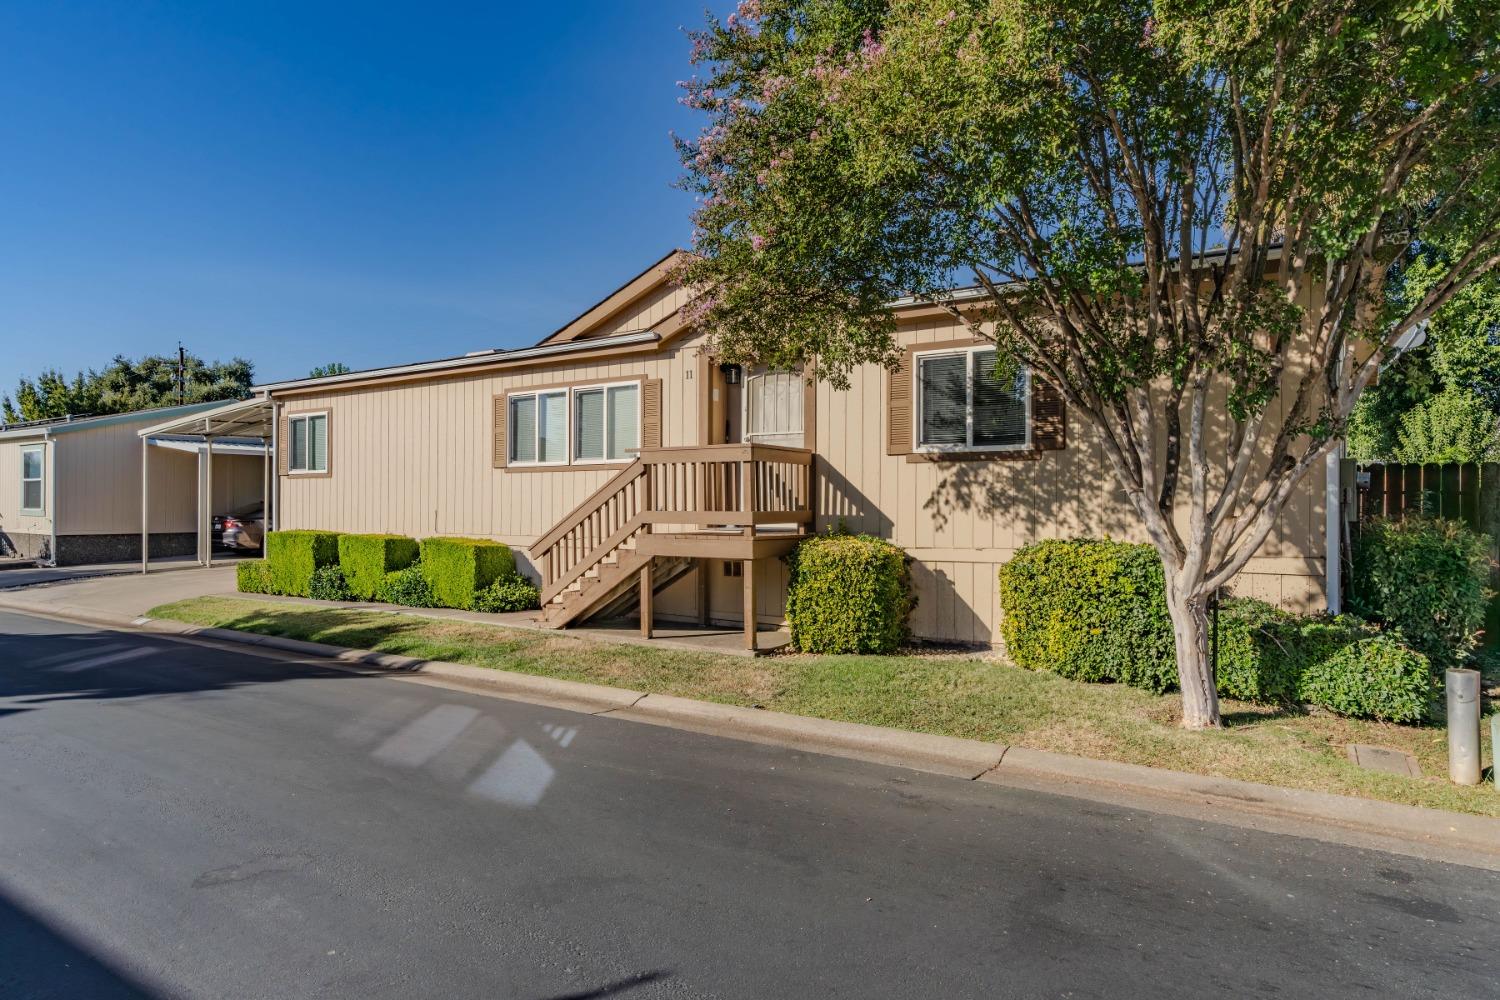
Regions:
[[176, 342, 186, 405]]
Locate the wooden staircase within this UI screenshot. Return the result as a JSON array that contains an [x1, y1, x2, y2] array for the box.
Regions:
[[529, 444, 815, 643]]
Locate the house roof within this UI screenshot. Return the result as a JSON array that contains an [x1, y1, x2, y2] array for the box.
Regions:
[[135, 395, 277, 439], [0, 400, 228, 442]]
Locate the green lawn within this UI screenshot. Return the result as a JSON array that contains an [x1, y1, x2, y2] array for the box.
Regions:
[[149, 595, 1500, 817]]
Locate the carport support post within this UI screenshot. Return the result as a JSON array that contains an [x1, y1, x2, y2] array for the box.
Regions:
[[262, 433, 271, 545], [140, 436, 150, 574], [204, 433, 214, 568]]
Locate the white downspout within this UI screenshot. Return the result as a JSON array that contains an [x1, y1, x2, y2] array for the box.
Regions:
[[1325, 443, 1343, 615]]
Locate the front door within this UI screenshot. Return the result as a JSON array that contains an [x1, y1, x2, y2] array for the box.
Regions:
[[741, 368, 804, 448]]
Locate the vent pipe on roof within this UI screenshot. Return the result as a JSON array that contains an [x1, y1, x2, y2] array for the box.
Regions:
[[464, 349, 497, 357]]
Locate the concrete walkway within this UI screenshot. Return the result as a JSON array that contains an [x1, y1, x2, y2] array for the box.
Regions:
[[0, 555, 250, 591], [0, 564, 792, 657]]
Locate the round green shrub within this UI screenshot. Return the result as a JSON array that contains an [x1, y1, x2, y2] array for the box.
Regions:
[[471, 574, 542, 613], [786, 534, 913, 654], [235, 559, 273, 595], [1298, 635, 1435, 723], [377, 565, 436, 608], [309, 565, 353, 602], [1350, 516, 1491, 668]]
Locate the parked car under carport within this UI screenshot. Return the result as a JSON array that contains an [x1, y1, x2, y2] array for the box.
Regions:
[[212, 502, 264, 551]]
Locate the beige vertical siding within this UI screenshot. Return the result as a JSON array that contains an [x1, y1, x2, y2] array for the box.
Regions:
[[0, 436, 53, 543], [814, 311, 1328, 645]]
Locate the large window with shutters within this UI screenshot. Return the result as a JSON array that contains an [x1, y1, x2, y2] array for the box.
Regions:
[[914, 347, 1029, 452], [288, 412, 329, 473], [505, 380, 642, 468]]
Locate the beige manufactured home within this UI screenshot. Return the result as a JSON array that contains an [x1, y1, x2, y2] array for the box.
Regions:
[[0, 402, 265, 565], [255, 251, 1331, 649]]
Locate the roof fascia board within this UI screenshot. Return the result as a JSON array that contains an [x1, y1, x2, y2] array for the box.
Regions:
[[538, 249, 689, 346]]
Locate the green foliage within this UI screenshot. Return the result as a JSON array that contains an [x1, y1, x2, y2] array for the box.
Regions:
[[308, 566, 353, 602], [1000, 542, 1437, 720], [2, 352, 254, 424], [785, 533, 912, 654], [1351, 517, 1492, 667], [337, 533, 420, 601], [470, 574, 542, 613], [265, 530, 341, 598], [1299, 636, 1435, 724], [999, 540, 1175, 689], [418, 536, 516, 610], [307, 362, 351, 378], [1392, 388, 1498, 464], [235, 559, 273, 595], [377, 565, 436, 608]]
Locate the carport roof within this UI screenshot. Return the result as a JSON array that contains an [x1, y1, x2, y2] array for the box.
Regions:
[[135, 395, 273, 439]]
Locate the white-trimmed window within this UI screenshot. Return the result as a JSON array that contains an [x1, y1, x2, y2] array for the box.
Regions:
[[509, 391, 568, 465], [288, 412, 329, 473], [19, 444, 44, 514], [915, 347, 1030, 451], [572, 382, 640, 463]]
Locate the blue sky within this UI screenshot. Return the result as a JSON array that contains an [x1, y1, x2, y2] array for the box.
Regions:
[[0, 1, 727, 386]]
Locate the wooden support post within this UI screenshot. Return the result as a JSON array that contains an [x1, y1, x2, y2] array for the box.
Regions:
[[742, 557, 756, 651], [697, 557, 710, 625], [639, 559, 653, 639], [140, 437, 150, 574]]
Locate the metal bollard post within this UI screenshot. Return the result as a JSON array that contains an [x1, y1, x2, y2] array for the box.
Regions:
[[1446, 669, 1481, 785]]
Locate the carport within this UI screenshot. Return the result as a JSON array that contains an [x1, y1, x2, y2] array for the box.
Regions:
[[136, 397, 275, 572]]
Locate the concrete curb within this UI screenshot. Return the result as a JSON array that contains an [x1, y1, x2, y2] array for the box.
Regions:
[[5, 596, 1499, 866]]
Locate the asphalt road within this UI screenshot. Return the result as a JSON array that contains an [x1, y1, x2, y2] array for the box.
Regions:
[[1, 610, 1496, 1000]]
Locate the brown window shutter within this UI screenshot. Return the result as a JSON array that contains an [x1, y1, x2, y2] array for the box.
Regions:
[[1031, 376, 1067, 451], [492, 394, 507, 468], [887, 351, 913, 455], [323, 411, 333, 476], [641, 378, 663, 450], [277, 411, 290, 476]]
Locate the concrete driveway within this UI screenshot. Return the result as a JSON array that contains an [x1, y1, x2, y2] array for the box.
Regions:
[[0, 563, 239, 617]]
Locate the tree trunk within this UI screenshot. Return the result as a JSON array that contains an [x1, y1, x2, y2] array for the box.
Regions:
[[1166, 585, 1221, 729]]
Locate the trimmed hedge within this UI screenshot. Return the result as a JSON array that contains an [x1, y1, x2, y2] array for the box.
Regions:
[[786, 533, 913, 654], [265, 530, 341, 598], [471, 574, 542, 613], [999, 539, 1437, 721], [999, 539, 1175, 688], [338, 533, 420, 601], [419, 537, 516, 610], [1351, 516, 1491, 668], [377, 565, 436, 607], [236, 559, 273, 595], [309, 565, 353, 602]]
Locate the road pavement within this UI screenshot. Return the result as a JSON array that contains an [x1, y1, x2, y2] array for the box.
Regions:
[[1, 609, 1496, 999]]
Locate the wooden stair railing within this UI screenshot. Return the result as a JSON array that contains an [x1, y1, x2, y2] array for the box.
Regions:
[[533, 458, 648, 607], [528, 444, 814, 628]]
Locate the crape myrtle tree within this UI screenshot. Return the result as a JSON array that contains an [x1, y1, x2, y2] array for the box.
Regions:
[[674, 0, 1500, 727]]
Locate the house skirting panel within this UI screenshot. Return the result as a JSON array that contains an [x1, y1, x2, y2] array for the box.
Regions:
[[52, 532, 198, 565]]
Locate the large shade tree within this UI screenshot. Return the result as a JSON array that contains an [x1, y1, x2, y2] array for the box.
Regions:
[[675, 0, 1500, 727]]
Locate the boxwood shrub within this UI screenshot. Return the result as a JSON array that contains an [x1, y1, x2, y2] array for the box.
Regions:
[[265, 530, 341, 598], [338, 533, 420, 600], [1350, 516, 1491, 668], [377, 565, 436, 607], [419, 536, 516, 610], [308, 565, 353, 602], [236, 559, 273, 595], [999, 539, 1174, 688], [471, 574, 542, 613], [785, 533, 912, 654], [999, 539, 1437, 721]]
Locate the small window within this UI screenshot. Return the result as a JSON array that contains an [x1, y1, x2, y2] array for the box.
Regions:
[[915, 348, 1029, 451], [509, 391, 567, 465], [288, 413, 329, 473], [723, 561, 742, 578], [573, 382, 640, 463], [19, 445, 44, 514]]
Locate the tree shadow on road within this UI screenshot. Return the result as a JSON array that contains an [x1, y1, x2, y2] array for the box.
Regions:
[[0, 887, 161, 998]]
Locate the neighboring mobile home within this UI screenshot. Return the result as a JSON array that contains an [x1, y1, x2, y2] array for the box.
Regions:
[[256, 251, 1331, 649], [0, 402, 265, 565]]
